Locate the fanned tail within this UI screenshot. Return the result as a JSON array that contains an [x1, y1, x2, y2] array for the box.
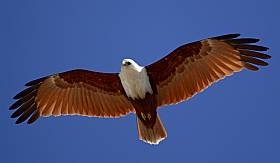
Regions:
[[137, 114, 167, 145]]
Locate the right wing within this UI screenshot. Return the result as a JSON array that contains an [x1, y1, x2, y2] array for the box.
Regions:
[[146, 34, 270, 107]]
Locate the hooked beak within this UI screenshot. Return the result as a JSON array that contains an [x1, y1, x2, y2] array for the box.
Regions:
[[122, 61, 131, 66]]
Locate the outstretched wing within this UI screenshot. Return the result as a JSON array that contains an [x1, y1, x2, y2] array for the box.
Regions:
[[10, 69, 134, 124], [146, 34, 271, 107]]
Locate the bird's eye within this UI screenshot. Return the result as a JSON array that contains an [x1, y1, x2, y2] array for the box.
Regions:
[[126, 62, 131, 65]]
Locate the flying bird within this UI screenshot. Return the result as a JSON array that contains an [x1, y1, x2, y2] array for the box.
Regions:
[[10, 34, 271, 145]]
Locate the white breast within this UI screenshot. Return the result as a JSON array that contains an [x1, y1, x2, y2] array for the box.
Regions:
[[119, 65, 153, 100]]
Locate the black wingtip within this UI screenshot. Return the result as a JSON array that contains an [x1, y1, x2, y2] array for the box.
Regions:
[[10, 83, 40, 124], [25, 76, 48, 86], [227, 38, 260, 44], [13, 85, 38, 99], [15, 119, 23, 124], [220, 34, 272, 71], [10, 113, 18, 118], [27, 111, 40, 124], [9, 100, 22, 110], [14, 104, 36, 124], [212, 33, 241, 40], [266, 54, 272, 59], [233, 44, 269, 52]]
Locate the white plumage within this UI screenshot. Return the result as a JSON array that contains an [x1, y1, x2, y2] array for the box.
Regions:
[[119, 59, 153, 99]]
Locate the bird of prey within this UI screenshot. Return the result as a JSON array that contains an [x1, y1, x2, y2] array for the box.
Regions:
[[10, 34, 270, 145]]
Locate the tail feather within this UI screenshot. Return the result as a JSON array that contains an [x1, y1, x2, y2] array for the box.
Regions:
[[137, 115, 167, 145]]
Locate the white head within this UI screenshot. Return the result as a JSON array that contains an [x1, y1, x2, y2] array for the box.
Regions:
[[121, 58, 144, 72]]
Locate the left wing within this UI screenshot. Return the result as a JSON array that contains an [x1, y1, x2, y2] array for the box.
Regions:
[[10, 69, 134, 124], [146, 34, 271, 107]]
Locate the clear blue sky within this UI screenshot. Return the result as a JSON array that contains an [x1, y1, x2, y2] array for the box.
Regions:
[[1, 0, 279, 162]]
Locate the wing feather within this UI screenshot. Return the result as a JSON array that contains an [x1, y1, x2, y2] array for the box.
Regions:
[[52, 88, 62, 116], [147, 34, 270, 107], [27, 110, 40, 124], [80, 86, 88, 115], [60, 88, 70, 115], [43, 85, 59, 116], [10, 69, 134, 124]]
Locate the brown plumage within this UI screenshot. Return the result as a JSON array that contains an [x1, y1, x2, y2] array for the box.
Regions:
[[147, 34, 270, 107], [10, 34, 270, 144], [10, 70, 135, 124]]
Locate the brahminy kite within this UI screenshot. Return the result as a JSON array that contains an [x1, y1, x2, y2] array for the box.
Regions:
[[10, 34, 271, 144]]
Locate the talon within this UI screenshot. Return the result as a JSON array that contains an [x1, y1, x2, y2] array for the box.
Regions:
[[147, 113, 151, 120], [141, 112, 146, 121]]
